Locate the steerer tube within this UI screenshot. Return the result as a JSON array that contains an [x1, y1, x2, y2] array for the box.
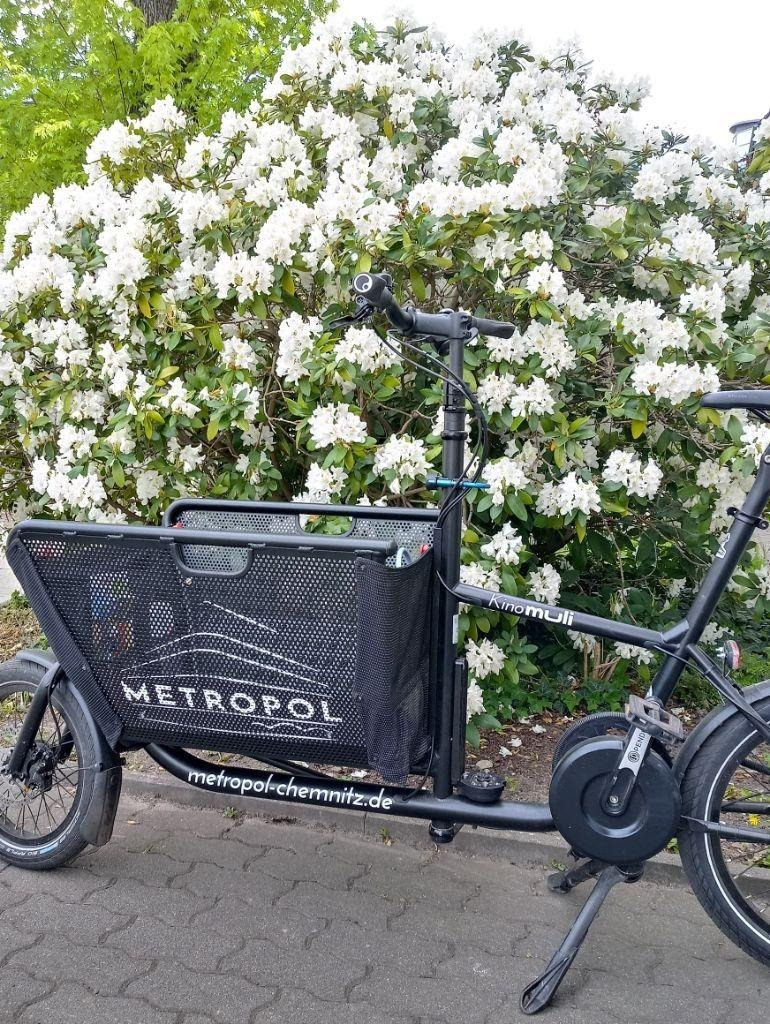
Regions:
[[432, 335, 467, 801]]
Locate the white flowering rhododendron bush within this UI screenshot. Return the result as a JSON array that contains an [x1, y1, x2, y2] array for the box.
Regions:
[[2, 15, 770, 734]]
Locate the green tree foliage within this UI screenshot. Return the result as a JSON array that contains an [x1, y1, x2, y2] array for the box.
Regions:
[[0, 0, 331, 221]]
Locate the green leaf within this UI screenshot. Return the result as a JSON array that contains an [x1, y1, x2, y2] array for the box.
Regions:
[[409, 266, 427, 301], [208, 324, 223, 351], [575, 515, 587, 543], [630, 418, 646, 439], [553, 250, 571, 271]]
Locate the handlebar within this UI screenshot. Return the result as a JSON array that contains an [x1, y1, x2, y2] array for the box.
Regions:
[[351, 272, 516, 341]]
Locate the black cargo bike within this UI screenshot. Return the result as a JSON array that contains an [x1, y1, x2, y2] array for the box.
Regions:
[[2, 271, 770, 1013]]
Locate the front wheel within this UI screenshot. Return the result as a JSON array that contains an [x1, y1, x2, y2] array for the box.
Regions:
[[679, 694, 770, 966], [0, 657, 98, 869]]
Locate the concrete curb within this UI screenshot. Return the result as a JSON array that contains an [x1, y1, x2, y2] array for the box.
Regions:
[[122, 770, 687, 887]]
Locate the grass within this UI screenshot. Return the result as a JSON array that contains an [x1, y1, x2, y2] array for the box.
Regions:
[[0, 592, 46, 662]]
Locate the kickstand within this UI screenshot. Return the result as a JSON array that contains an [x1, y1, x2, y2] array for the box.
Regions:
[[547, 855, 603, 894], [520, 863, 643, 1015]]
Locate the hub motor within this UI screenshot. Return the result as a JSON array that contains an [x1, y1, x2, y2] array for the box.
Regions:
[[549, 735, 681, 864]]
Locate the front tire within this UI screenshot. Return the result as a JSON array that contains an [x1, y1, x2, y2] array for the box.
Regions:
[[679, 695, 770, 966], [0, 657, 97, 869]]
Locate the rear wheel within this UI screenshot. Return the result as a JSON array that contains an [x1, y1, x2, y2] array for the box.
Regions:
[[0, 658, 96, 869], [679, 695, 770, 966]]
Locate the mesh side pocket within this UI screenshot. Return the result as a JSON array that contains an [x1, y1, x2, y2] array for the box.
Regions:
[[354, 551, 433, 783]]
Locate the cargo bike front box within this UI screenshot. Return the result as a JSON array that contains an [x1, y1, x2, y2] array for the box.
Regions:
[[6, 500, 439, 785]]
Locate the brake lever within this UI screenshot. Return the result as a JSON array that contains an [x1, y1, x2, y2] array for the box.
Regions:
[[328, 297, 375, 331]]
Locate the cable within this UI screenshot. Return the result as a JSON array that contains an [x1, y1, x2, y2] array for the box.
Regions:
[[400, 735, 435, 801], [376, 328, 489, 533]]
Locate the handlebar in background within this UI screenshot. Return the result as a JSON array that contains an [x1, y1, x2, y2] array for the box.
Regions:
[[471, 315, 516, 340], [351, 273, 515, 341]]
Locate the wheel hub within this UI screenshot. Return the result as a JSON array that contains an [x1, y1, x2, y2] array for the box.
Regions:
[[18, 742, 58, 794]]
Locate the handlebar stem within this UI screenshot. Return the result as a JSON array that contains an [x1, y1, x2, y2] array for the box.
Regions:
[[408, 309, 474, 343]]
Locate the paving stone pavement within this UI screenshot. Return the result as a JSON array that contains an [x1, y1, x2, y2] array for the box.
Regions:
[[0, 793, 767, 1024]]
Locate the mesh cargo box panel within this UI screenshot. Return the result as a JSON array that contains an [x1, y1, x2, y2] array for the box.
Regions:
[[7, 507, 436, 782]]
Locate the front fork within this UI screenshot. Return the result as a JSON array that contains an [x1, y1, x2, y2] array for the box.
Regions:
[[4, 663, 64, 779]]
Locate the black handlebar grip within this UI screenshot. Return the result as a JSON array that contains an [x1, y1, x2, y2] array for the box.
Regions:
[[352, 272, 392, 309], [471, 316, 516, 339]]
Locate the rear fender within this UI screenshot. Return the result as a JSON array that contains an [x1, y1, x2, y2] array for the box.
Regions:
[[16, 649, 122, 847], [674, 678, 770, 782]]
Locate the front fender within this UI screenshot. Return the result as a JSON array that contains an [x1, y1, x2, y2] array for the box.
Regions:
[[16, 649, 122, 847], [674, 678, 770, 782]]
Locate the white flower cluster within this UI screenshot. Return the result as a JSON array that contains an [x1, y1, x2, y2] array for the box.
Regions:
[[485, 456, 531, 507], [630, 360, 719, 405], [300, 464, 348, 503], [536, 472, 601, 518], [466, 638, 506, 679], [308, 403, 368, 448], [466, 680, 486, 722], [694, 459, 751, 532], [31, 458, 106, 518], [740, 422, 770, 466], [528, 563, 562, 604], [584, 201, 626, 228], [611, 299, 691, 360], [481, 523, 524, 565], [276, 313, 323, 382], [602, 450, 663, 500], [485, 321, 576, 379], [614, 642, 655, 665], [632, 151, 699, 204], [335, 326, 399, 373], [460, 562, 502, 591], [221, 335, 258, 373], [526, 263, 568, 304], [521, 229, 553, 260], [477, 374, 556, 417], [373, 435, 430, 493]]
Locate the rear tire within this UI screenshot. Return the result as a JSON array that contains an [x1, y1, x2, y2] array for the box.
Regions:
[[0, 657, 97, 870], [679, 695, 770, 966]]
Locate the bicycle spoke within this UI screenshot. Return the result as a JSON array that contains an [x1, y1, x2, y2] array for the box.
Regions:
[[28, 796, 45, 835], [40, 793, 56, 831], [710, 737, 770, 928], [741, 757, 770, 780], [0, 687, 80, 842], [721, 799, 770, 814]]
